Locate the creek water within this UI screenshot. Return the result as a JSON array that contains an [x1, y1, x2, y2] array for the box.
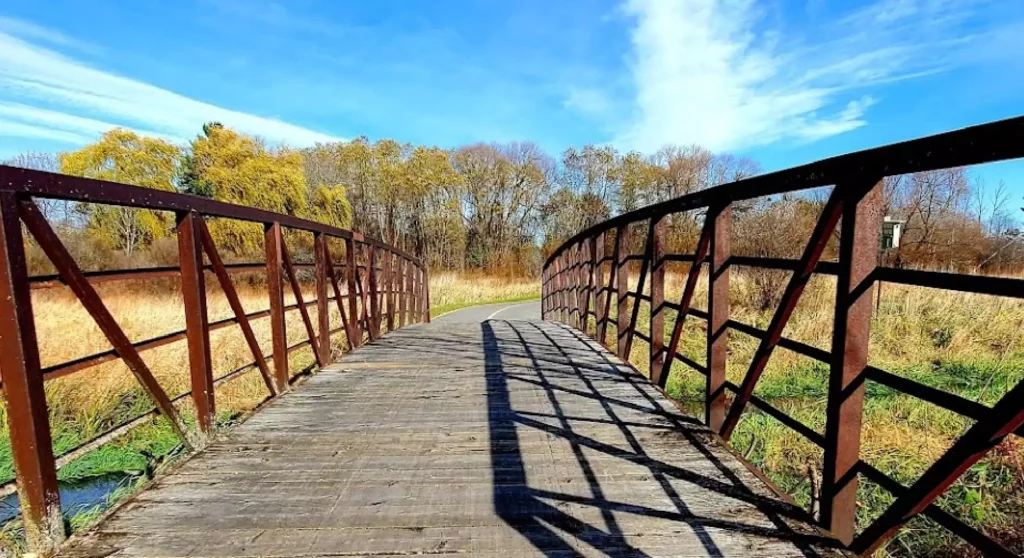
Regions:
[[0, 474, 135, 525]]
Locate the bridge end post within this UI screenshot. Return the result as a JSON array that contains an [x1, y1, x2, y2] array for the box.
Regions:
[[0, 192, 66, 554], [706, 203, 731, 433], [315, 233, 331, 364], [265, 222, 290, 392], [594, 232, 607, 344], [345, 238, 362, 346], [649, 217, 666, 385], [423, 264, 431, 323], [177, 211, 215, 437], [821, 178, 883, 544], [615, 227, 629, 360]]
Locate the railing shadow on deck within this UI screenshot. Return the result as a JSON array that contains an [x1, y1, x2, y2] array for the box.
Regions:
[[378, 319, 843, 556]]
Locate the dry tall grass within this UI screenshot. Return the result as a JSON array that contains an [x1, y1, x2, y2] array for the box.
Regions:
[[429, 271, 539, 315]]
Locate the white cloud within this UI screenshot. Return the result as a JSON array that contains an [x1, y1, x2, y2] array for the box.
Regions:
[[0, 23, 340, 148], [563, 87, 613, 116], [0, 16, 98, 52], [616, 0, 999, 152]]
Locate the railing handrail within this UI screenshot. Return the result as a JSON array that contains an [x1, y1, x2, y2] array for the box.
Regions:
[[545, 114, 1024, 267], [0, 164, 425, 268], [541, 115, 1024, 557]]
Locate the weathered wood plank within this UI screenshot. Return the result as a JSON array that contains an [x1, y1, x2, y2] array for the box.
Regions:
[[59, 318, 844, 558]]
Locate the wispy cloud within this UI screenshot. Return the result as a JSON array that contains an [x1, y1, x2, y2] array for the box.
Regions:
[[614, 0, 1010, 152], [0, 18, 340, 148]]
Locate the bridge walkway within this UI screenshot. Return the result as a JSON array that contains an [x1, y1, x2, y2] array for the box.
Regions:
[[59, 303, 843, 557]]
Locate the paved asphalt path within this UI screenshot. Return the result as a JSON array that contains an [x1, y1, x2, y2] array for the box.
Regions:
[[431, 299, 540, 323]]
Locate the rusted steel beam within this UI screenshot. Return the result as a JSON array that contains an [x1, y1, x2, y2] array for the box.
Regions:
[[367, 244, 380, 340], [345, 237, 362, 345], [29, 262, 294, 290], [864, 366, 1022, 436], [579, 243, 587, 329], [571, 245, 581, 328], [719, 184, 851, 441], [623, 220, 656, 359], [356, 245, 371, 332], [615, 226, 629, 359], [325, 242, 355, 349], [415, 264, 424, 323], [706, 204, 731, 431], [265, 222, 289, 391], [404, 258, 414, 324], [729, 256, 840, 276], [583, 239, 596, 334], [553, 254, 563, 322], [649, 217, 666, 385], [176, 211, 215, 435], [423, 263, 431, 322], [0, 192, 64, 553], [543, 115, 1024, 267], [280, 233, 325, 368], [873, 266, 1024, 299], [19, 199, 192, 447], [31, 266, 180, 288], [593, 232, 607, 344], [658, 207, 714, 389], [315, 233, 331, 363], [41, 301, 320, 381], [385, 252, 395, 331], [856, 462, 1018, 558], [851, 375, 1024, 555], [197, 218, 277, 396], [598, 232, 616, 349], [397, 258, 407, 328], [821, 178, 882, 544], [0, 165, 426, 265]]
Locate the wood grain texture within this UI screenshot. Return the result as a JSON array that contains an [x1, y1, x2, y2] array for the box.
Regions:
[[59, 320, 845, 558]]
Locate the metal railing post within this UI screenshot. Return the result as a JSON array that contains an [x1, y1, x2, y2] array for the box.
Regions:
[[315, 232, 331, 364], [594, 232, 607, 344], [398, 258, 407, 328], [367, 245, 379, 339], [345, 237, 362, 345], [386, 252, 396, 331], [821, 178, 883, 544], [177, 211, 215, 435], [0, 192, 65, 553], [650, 216, 666, 385], [706, 203, 731, 432], [616, 226, 629, 360], [423, 264, 431, 322], [265, 222, 289, 392]]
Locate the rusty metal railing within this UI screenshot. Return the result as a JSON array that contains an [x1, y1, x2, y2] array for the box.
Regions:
[[0, 166, 430, 553], [541, 116, 1024, 557]]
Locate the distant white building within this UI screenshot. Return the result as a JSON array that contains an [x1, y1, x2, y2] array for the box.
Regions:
[[882, 216, 905, 250]]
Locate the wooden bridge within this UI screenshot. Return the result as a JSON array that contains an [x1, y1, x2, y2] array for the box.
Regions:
[[0, 116, 1022, 557]]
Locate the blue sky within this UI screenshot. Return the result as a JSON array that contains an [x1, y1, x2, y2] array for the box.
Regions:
[[1, 0, 1023, 197]]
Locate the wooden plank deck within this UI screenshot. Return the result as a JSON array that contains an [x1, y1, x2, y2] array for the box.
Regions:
[[59, 318, 845, 557]]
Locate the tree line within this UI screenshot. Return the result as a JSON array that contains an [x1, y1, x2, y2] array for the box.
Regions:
[[3, 124, 1021, 276]]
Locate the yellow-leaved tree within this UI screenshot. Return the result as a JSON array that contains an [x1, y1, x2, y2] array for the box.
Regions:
[[59, 129, 181, 255], [189, 124, 351, 256]]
